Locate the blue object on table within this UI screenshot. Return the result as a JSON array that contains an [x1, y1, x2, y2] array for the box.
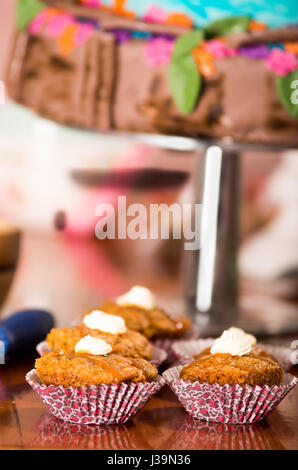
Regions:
[[0, 309, 55, 362]]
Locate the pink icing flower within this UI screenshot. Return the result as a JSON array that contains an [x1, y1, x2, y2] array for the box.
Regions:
[[205, 39, 238, 59], [144, 38, 174, 66], [45, 14, 73, 36], [144, 5, 167, 24], [75, 23, 94, 45], [28, 10, 48, 34], [265, 48, 298, 76], [80, 0, 101, 6]]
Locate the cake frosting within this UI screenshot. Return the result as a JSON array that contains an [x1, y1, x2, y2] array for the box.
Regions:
[[83, 310, 127, 334], [210, 327, 257, 356], [83, 1, 298, 28], [116, 286, 157, 310], [74, 335, 113, 355]]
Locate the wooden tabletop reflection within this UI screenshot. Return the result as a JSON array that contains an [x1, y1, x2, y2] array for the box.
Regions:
[[0, 350, 297, 450]]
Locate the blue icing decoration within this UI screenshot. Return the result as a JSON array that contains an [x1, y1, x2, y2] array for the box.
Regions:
[[268, 43, 285, 49], [100, 0, 298, 28], [131, 31, 151, 38]]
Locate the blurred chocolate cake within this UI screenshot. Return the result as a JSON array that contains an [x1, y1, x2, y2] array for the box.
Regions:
[[6, 0, 298, 143]]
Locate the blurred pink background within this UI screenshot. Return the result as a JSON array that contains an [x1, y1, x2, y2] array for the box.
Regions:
[[0, 1, 296, 333]]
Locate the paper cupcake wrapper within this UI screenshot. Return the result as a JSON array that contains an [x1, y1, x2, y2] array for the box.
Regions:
[[36, 341, 52, 356], [26, 369, 164, 426], [163, 365, 297, 424], [153, 326, 199, 365], [172, 338, 295, 371], [36, 341, 167, 368], [150, 346, 167, 366]]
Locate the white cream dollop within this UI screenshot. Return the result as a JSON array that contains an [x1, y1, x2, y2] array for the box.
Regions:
[[210, 327, 257, 356], [116, 286, 156, 310], [83, 310, 127, 334], [75, 335, 112, 355]]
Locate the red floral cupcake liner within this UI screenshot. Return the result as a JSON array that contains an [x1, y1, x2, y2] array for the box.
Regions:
[[163, 365, 297, 424], [26, 369, 164, 426], [172, 338, 295, 371], [36, 341, 167, 367], [153, 326, 199, 365]]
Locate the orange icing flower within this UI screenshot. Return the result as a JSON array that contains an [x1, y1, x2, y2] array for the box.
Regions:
[[45, 8, 62, 19], [216, 37, 227, 43], [165, 13, 193, 28], [249, 20, 267, 31], [57, 24, 78, 55], [112, 0, 135, 18], [192, 47, 215, 77], [285, 42, 298, 54]]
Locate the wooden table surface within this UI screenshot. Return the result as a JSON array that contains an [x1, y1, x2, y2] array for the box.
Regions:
[[0, 345, 297, 451]]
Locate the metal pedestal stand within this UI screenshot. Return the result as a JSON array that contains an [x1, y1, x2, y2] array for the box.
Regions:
[[131, 133, 298, 336]]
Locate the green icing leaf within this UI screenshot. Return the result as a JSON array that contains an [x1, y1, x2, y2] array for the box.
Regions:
[[204, 16, 251, 38], [17, 0, 45, 31], [276, 70, 298, 118], [172, 30, 204, 60], [169, 54, 201, 114]]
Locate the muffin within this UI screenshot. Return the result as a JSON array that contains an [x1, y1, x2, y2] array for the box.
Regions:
[[180, 327, 283, 386], [98, 286, 191, 340], [35, 352, 158, 387], [46, 324, 153, 360], [163, 327, 297, 424], [27, 335, 164, 425], [180, 351, 283, 387]]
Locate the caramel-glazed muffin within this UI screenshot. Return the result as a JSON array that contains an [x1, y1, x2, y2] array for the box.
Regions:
[[180, 350, 283, 387], [193, 346, 279, 363], [36, 352, 158, 387], [97, 301, 191, 340], [46, 325, 153, 360]]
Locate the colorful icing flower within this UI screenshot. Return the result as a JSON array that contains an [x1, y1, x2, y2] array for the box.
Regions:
[[239, 44, 270, 59], [249, 20, 267, 31], [28, 9, 48, 34], [112, 0, 135, 19], [131, 31, 151, 39], [192, 46, 215, 77], [285, 42, 298, 54], [165, 13, 193, 29], [143, 5, 167, 24], [79, 0, 101, 6], [205, 39, 238, 59], [45, 13, 73, 36], [75, 23, 94, 45], [265, 48, 298, 76], [107, 28, 130, 43], [144, 38, 174, 67], [57, 24, 78, 55], [268, 43, 285, 50]]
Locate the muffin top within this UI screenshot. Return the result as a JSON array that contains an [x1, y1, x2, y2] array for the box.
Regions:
[[97, 286, 191, 339], [46, 323, 153, 360], [180, 327, 283, 387], [180, 352, 283, 387], [36, 352, 158, 387]]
